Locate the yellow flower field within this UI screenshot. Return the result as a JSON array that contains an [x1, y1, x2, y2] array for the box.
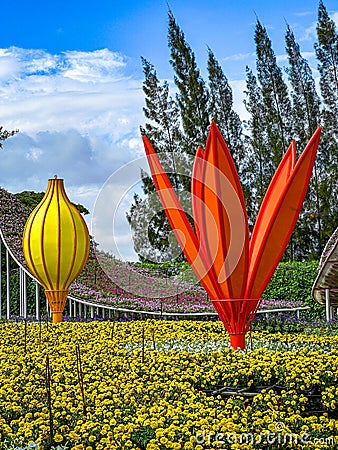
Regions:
[[0, 320, 338, 449]]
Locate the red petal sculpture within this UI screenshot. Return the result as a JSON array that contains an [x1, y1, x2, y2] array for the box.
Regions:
[[143, 122, 321, 349]]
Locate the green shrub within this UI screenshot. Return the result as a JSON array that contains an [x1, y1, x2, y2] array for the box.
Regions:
[[263, 261, 322, 316]]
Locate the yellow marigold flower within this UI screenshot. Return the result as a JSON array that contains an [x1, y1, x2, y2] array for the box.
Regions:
[[184, 443, 193, 450], [69, 431, 81, 441], [54, 434, 63, 443], [156, 428, 164, 438]]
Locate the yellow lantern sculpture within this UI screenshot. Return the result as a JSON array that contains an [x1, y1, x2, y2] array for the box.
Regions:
[[22, 176, 90, 323]]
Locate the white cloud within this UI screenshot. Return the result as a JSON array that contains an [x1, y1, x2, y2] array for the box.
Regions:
[[333, 12, 338, 27], [62, 49, 126, 83], [0, 47, 147, 259], [222, 52, 255, 62], [0, 47, 144, 136], [276, 54, 288, 63], [300, 22, 317, 42]]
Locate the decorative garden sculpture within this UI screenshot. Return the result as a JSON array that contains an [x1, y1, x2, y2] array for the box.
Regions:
[[143, 122, 321, 349], [22, 176, 90, 323]]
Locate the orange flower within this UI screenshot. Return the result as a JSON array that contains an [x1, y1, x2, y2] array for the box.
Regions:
[[143, 122, 321, 348]]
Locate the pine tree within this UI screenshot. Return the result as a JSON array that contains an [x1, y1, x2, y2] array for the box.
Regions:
[[139, 57, 181, 158], [207, 49, 244, 164], [128, 11, 212, 262], [243, 66, 271, 225], [248, 20, 297, 259], [126, 58, 185, 262], [314, 0, 338, 249], [285, 24, 324, 259], [285, 25, 321, 144], [255, 20, 293, 165], [168, 10, 210, 153], [0, 126, 18, 148], [315, 0, 338, 130]]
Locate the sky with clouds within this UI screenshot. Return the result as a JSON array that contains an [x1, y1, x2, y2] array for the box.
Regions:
[[0, 0, 337, 260]]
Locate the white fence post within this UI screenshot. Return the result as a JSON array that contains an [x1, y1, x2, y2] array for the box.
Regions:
[[6, 249, 10, 320], [35, 282, 40, 321], [325, 288, 331, 322]]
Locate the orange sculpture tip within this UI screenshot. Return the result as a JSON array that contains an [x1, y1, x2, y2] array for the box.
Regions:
[[142, 135, 156, 156]]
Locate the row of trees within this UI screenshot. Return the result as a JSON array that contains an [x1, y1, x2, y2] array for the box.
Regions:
[[127, 0, 338, 263]]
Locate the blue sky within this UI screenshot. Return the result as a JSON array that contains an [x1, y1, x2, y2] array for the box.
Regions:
[[0, 0, 337, 260], [1, 0, 330, 78]]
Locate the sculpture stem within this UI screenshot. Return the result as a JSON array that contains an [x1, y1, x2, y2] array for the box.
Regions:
[[230, 334, 245, 350], [52, 312, 63, 323]]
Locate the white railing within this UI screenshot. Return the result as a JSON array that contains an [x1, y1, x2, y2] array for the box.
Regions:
[[0, 226, 311, 322], [66, 293, 310, 321], [0, 227, 43, 320]]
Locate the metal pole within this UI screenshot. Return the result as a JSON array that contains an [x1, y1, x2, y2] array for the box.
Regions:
[[23, 270, 27, 319], [325, 288, 330, 322], [0, 241, 2, 317], [46, 297, 51, 319], [19, 268, 23, 317], [35, 282, 40, 321], [6, 249, 10, 320]]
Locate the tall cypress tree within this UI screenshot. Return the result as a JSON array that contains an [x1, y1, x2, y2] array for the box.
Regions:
[[255, 20, 293, 165], [207, 49, 244, 163], [139, 57, 182, 157], [285, 24, 324, 259], [126, 58, 184, 262], [243, 66, 271, 226], [139, 57, 183, 190], [251, 20, 298, 259], [314, 0, 338, 248], [207, 49, 253, 225], [128, 11, 212, 262], [0, 126, 18, 148], [168, 10, 210, 153], [285, 25, 321, 144], [315, 0, 338, 129]]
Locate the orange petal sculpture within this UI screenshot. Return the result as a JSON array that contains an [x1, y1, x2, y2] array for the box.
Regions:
[[143, 122, 321, 349], [22, 176, 90, 323]]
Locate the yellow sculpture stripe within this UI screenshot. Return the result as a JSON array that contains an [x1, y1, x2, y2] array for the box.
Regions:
[[61, 189, 78, 289], [41, 180, 57, 290], [56, 179, 61, 290], [23, 210, 43, 285], [73, 210, 90, 282], [23, 180, 54, 290]]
